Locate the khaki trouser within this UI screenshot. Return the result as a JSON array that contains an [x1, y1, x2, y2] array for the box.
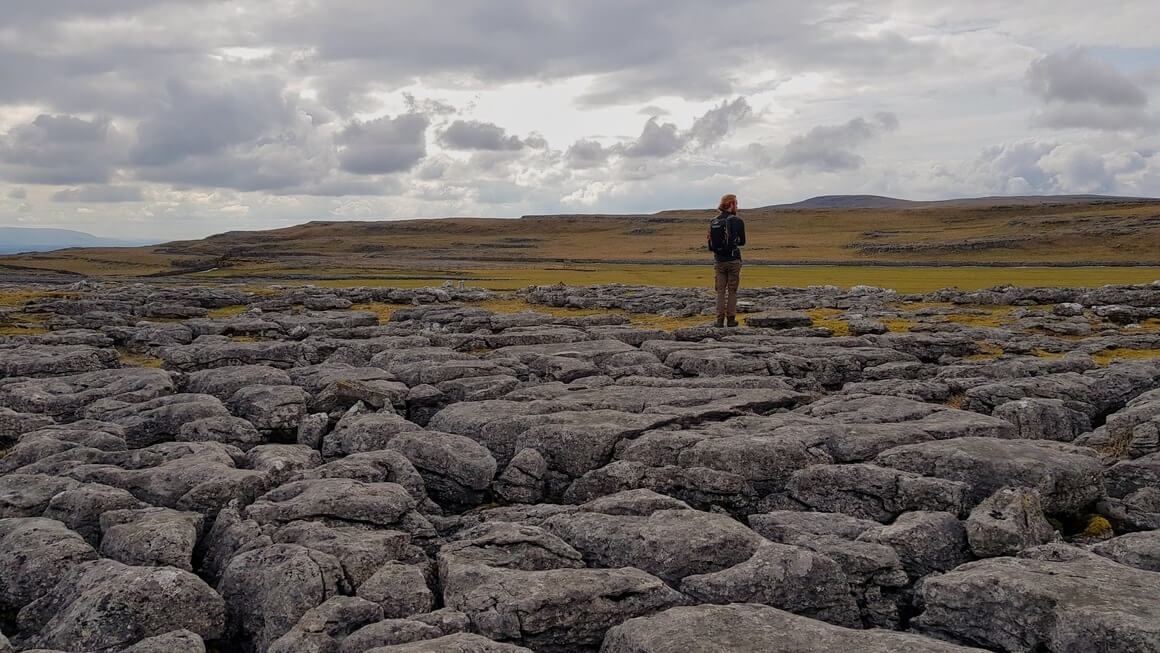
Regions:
[[714, 259, 742, 318]]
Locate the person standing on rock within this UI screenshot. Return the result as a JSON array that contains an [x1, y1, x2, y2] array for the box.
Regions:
[[708, 193, 746, 327]]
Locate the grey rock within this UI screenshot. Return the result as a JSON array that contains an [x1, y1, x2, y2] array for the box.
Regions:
[[364, 633, 533, 652], [268, 596, 384, 653], [619, 428, 831, 495], [0, 344, 119, 379], [386, 430, 497, 508], [85, 393, 232, 448], [0, 367, 175, 421], [121, 629, 206, 653], [543, 507, 761, 584], [184, 364, 293, 401], [340, 618, 443, 652], [218, 543, 345, 653], [992, 397, 1092, 441], [1098, 487, 1160, 532], [745, 311, 813, 328], [229, 384, 311, 432], [178, 415, 265, 450], [0, 407, 54, 444], [1106, 453, 1160, 498], [493, 448, 548, 504], [915, 545, 1160, 652], [876, 437, 1105, 514], [787, 463, 969, 522], [0, 473, 80, 518], [321, 411, 424, 459], [748, 510, 878, 542], [409, 608, 471, 636], [99, 507, 205, 571], [679, 540, 861, 627], [440, 522, 585, 572], [0, 517, 98, 612], [159, 337, 311, 371], [356, 562, 435, 619], [245, 479, 419, 529], [198, 502, 273, 586], [274, 520, 412, 589], [1091, 531, 1160, 572], [849, 318, 889, 335], [602, 603, 986, 653], [857, 511, 972, 580], [244, 444, 323, 484], [747, 512, 906, 628], [1106, 388, 1160, 458], [297, 450, 433, 512], [440, 561, 683, 651], [1052, 302, 1085, 317], [572, 488, 691, 516], [17, 559, 224, 652], [41, 482, 145, 546], [563, 459, 756, 514], [965, 487, 1056, 558], [298, 412, 331, 449]]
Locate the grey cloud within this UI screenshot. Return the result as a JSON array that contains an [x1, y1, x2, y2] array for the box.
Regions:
[[135, 135, 332, 192], [639, 105, 671, 116], [338, 113, 429, 174], [273, 178, 401, 197], [263, 2, 939, 108], [475, 181, 525, 204], [1028, 50, 1148, 107], [440, 120, 524, 151], [688, 98, 752, 148], [1, 0, 215, 25], [131, 77, 298, 166], [524, 133, 549, 149], [577, 62, 734, 106], [1035, 104, 1157, 131], [52, 186, 143, 202], [8, 188, 27, 200], [403, 93, 457, 116], [622, 118, 686, 158], [776, 112, 899, 172], [565, 139, 611, 169], [970, 139, 1058, 194], [415, 157, 451, 181], [0, 114, 128, 184]]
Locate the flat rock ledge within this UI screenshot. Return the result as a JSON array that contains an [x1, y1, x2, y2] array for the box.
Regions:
[[0, 279, 1158, 652]]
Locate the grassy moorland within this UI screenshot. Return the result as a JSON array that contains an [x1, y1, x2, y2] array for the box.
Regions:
[[1, 198, 1158, 291]]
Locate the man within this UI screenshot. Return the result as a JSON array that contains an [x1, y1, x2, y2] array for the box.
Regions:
[[708, 193, 746, 327]]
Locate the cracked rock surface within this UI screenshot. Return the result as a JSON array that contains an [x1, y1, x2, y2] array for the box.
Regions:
[[1, 278, 1159, 651]]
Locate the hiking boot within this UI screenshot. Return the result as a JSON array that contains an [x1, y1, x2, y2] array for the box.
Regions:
[[714, 317, 725, 328], [726, 317, 739, 328]]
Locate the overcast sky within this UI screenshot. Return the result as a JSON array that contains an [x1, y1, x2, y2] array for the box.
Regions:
[[2, 1, 1159, 239]]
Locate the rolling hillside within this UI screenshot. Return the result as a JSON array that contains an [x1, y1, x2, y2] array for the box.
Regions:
[[2, 195, 1158, 278]]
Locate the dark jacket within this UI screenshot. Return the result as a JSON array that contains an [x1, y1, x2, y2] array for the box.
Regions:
[[712, 212, 746, 263]]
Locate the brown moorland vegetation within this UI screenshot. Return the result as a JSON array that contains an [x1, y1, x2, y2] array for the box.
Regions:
[[2, 198, 1158, 281]]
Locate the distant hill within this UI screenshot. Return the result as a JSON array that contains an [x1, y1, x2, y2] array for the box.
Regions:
[[0, 227, 157, 254], [760, 194, 1156, 210], [2, 195, 1159, 276]]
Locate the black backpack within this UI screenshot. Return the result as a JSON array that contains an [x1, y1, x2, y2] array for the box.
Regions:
[[707, 215, 737, 254]]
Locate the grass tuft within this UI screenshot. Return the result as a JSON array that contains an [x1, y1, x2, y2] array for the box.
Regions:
[[964, 343, 1004, 360], [207, 305, 248, 319], [804, 308, 850, 336], [116, 347, 164, 368], [1091, 348, 1160, 366]]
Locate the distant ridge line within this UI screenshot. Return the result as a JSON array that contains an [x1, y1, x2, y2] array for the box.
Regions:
[[757, 194, 1160, 211]]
